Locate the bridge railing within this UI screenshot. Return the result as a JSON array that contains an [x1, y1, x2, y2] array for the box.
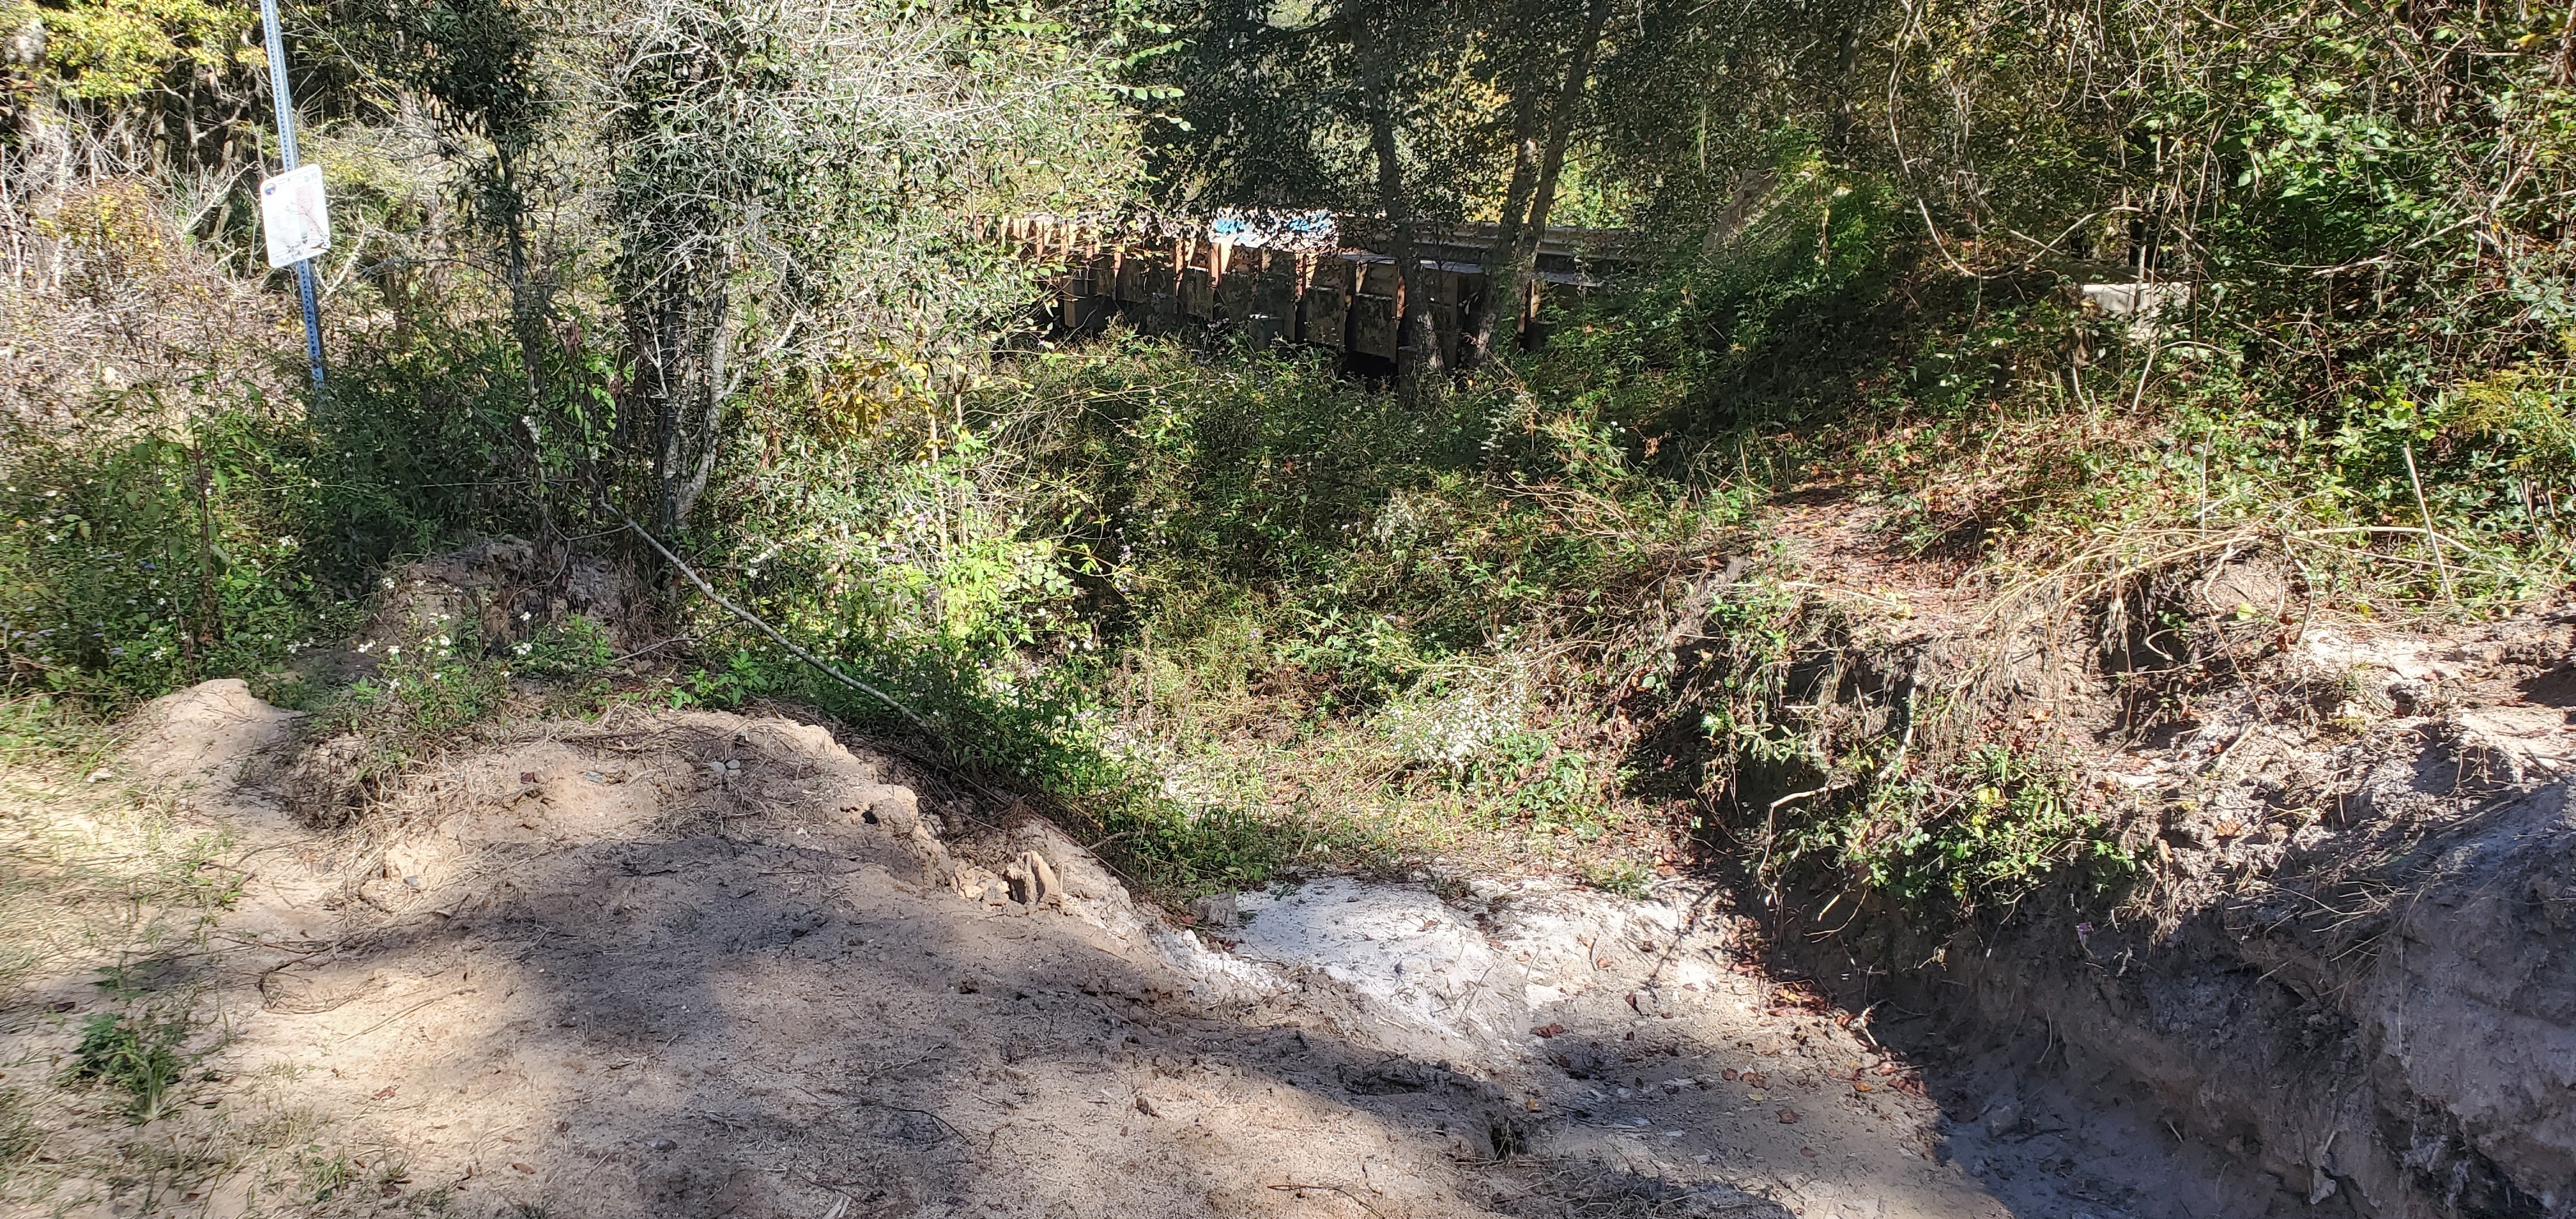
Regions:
[[995, 215, 1623, 361]]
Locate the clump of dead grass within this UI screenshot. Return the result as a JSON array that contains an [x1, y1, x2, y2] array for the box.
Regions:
[[1, 181, 298, 433]]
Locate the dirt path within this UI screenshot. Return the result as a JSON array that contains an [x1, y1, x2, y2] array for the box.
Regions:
[[0, 678, 2133, 1219]]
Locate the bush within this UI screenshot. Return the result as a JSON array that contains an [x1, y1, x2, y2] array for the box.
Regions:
[[0, 324, 537, 707], [0, 392, 353, 698], [652, 334, 1767, 893], [514, 614, 618, 678], [1820, 745, 2139, 915]]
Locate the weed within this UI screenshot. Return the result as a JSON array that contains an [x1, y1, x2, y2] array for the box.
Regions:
[[247, 669, 333, 712], [665, 652, 762, 709], [1577, 857, 1652, 898], [0, 694, 94, 766], [0, 376, 510, 707], [513, 615, 617, 679], [659, 337, 1756, 895], [297, 617, 520, 820], [303, 1145, 358, 1202], [65, 1008, 193, 1121], [1827, 745, 2141, 915]]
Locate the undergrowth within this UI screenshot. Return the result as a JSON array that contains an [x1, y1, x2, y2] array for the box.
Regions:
[[668, 335, 1757, 895], [7, 156, 2572, 923]]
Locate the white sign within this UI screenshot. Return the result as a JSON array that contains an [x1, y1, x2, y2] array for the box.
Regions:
[[259, 165, 331, 269]]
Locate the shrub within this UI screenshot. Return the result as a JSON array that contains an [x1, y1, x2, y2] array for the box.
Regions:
[[0, 393, 353, 698], [0, 325, 535, 707]]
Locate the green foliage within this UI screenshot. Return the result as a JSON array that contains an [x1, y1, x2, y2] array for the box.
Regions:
[[664, 650, 762, 710], [16, 0, 2575, 943], [1576, 855, 1650, 898], [680, 636, 1321, 894], [65, 1007, 193, 1121], [0, 692, 93, 765], [1646, 587, 2143, 918], [1144, 0, 1506, 223], [513, 614, 617, 679], [300, 1146, 355, 1202], [358, 638, 509, 737], [669, 333, 1763, 892], [601, 0, 1143, 530], [0, 332, 535, 705], [709, 408, 1078, 656], [1529, 144, 1909, 432], [7, 0, 257, 103], [1813, 745, 2138, 916], [0, 398, 352, 698], [302, 621, 514, 813], [0, 168, 547, 712], [986, 339, 1746, 687], [312, 330, 553, 567]]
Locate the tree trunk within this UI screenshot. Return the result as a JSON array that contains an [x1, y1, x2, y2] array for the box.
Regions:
[[1471, 49, 1547, 367], [1356, 26, 1441, 383], [484, 145, 567, 561], [634, 255, 731, 535], [1511, 0, 1611, 348], [493, 153, 549, 415], [1828, 14, 1860, 155]]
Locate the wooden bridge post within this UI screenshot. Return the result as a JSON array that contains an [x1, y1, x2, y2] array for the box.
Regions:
[[1301, 256, 1350, 351]]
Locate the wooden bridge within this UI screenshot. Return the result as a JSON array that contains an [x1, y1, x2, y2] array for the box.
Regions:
[[999, 216, 1627, 364]]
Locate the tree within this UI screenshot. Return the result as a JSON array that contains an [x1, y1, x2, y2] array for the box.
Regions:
[[1346, 0, 1443, 379], [597, 0, 1138, 533], [1148, 0, 1492, 379], [1, 0, 268, 202], [1469, 0, 1607, 364], [342, 0, 559, 404]]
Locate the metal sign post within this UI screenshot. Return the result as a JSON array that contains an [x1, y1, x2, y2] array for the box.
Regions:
[[257, 0, 325, 390]]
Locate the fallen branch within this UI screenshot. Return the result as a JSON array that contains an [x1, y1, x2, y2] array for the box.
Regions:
[[1268, 1183, 1385, 1217], [2401, 442, 2456, 599], [338, 987, 475, 1046]]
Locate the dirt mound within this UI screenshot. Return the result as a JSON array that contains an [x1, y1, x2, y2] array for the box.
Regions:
[[112, 677, 299, 791], [0, 683, 2097, 1219], [42, 527, 2570, 1219], [293, 537, 649, 685]]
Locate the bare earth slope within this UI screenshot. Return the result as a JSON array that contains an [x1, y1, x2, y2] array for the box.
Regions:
[[1750, 498, 2576, 1219], [17, 507, 2573, 1219], [1893, 620, 2576, 1219], [31, 620, 2561, 1219], [6, 680, 2028, 1219]]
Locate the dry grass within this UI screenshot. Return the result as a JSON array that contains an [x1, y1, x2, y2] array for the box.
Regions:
[[1092, 635, 1696, 894], [0, 739, 228, 1001], [1, 181, 300, 432], [0, 711, 425, 1216]]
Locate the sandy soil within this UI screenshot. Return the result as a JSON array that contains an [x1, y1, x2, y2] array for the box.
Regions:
[[0, 678, 2142, 1219]]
